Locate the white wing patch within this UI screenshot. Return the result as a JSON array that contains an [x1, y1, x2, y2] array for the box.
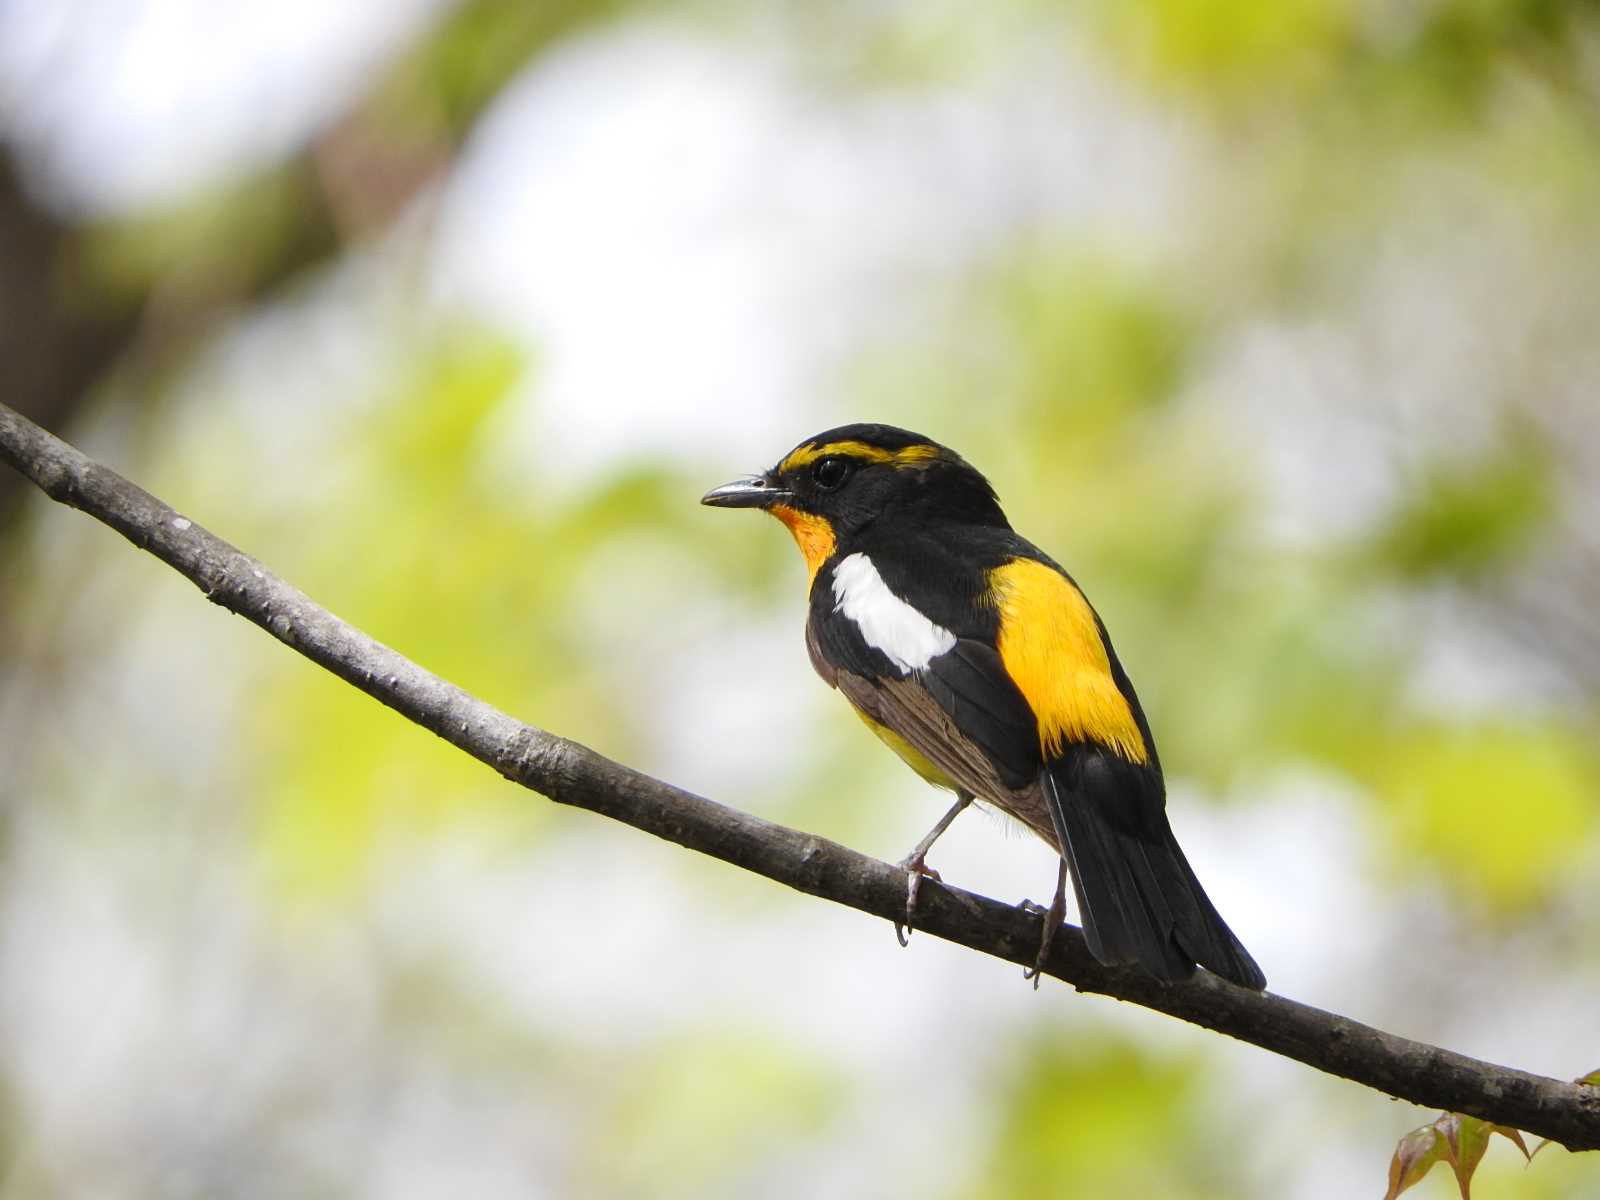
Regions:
[[831, 552, 956, 675]]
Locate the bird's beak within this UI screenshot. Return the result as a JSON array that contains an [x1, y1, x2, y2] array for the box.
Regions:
[[700, 474, 792, 509]]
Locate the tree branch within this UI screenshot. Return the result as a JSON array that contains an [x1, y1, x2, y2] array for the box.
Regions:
[[2, 400, 1597, 1152]]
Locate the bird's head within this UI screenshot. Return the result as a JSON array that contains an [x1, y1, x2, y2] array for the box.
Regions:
[[701, 423, 1008, 578]]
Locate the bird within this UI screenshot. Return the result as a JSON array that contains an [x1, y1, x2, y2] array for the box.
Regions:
[[702, 423, 1266, 990]]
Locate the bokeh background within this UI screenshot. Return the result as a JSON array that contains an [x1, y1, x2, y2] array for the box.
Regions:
[[2, 2, 1599, 1197]]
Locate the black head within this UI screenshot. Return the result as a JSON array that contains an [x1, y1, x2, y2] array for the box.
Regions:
[[701, 423, 1009, 543]]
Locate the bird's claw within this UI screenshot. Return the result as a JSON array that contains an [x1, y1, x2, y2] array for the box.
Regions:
[[1021, 865, 1067, 990], [1018, 897, 1051, 981], [1022, 923, 1057, 990], [894, 855, 943, 945]]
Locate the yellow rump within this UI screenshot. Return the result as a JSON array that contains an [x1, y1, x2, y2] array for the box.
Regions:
[[988, 558, 1150, 765]]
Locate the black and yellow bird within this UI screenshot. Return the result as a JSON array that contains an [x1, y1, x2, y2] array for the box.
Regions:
[[703, 424, 1265, 990]]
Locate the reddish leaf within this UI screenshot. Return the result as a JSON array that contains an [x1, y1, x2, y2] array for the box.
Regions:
[[1438, 1112, 1491, 1194], [1386, 1123, 1447, 1200], [1386, 1111, 1535, 1198]]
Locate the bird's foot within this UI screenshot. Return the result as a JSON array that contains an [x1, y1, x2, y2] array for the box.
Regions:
[[891, 791, 973, 946], [1021, 859, 1069, 990], [893, 853, 943, 946], [1022, 913, 1061, 990]]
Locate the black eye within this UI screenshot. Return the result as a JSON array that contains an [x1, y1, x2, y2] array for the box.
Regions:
[[812, 456, 850, 491]]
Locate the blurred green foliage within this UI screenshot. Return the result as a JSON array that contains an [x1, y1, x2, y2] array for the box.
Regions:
[[1092, 0, 1355, 99], [252, 332, 542, 892], [6, 0, 1600, 1196], [1373, 439, 1554, 580], [581, 1033, 840, 1196], [976, 1040, 1240, 1199], [220, 329, 776, 894], [1376, 723, 1596, 912], [415, 0, 636, 125], [995, 251, 1191, 437]]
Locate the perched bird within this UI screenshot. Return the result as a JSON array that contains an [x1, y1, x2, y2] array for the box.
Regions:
[[703, 424, 1265, 990]]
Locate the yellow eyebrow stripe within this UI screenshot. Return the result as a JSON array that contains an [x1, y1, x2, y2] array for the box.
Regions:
[[989, 558, 1149, 765], [778, 440, 942, 473]]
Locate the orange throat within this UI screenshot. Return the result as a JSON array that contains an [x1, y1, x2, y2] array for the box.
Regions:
[[769, 505, 837, 584]]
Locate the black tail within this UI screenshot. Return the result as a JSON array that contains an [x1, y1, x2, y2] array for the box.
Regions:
[[1043, 761, 1265, 990]]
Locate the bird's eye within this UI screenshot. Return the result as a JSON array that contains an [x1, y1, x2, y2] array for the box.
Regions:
[[812, 456, 850, 491]]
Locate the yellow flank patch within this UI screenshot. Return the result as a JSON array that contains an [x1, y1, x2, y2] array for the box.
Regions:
[[855, 710, 959, 791], [769, 504, 837, 584], [778, 440, 942, 474], [988, 558, 1149, 764]]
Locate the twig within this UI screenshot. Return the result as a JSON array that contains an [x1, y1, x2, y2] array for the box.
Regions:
[[2, 401, 1597, 1151]]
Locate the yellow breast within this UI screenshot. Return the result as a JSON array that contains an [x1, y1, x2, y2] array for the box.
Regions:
[[855, 710, 961, 791]]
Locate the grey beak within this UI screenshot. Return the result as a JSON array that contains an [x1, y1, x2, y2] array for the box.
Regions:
[[701, 475, 791, 509]]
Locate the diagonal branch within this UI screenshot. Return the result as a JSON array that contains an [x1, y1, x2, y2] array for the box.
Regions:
[[2, 400, 1597, 1151]]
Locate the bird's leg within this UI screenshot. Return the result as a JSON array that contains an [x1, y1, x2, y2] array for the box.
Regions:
[[894, 790, 973, 946], [1021, 857, 1069, 989]]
